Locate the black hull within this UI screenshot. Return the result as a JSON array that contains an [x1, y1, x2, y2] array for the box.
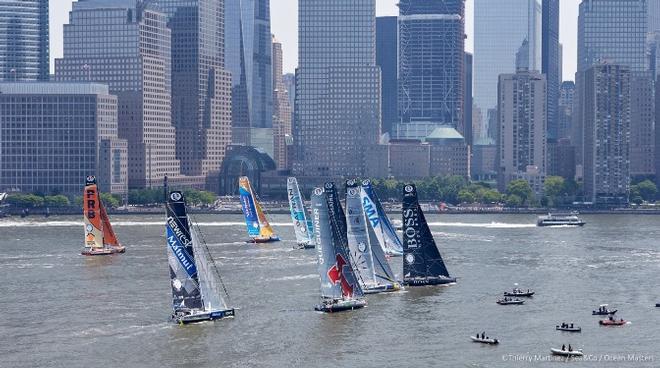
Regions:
[[504, 292, 534, 297], [592, 310, 617, 316], [403, 277, 457, 287], [315, 301, 366, 313], [537, 222, 585, 227], [656, 303, 660, 308], [175, 308, 235, 324]]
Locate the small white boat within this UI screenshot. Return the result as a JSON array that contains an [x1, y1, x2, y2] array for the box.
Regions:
[[551, 348, 583, 357], [470, 336, 499, 345], [556, 324, 581, 332]]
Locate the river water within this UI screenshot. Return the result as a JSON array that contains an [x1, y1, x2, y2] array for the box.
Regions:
[[1, 213, 659, 367]]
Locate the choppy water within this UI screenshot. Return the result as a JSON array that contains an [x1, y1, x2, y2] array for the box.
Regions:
[[1, 213, 659, 367]]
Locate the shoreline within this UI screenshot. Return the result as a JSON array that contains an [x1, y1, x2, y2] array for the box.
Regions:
[[3, 206, 660, 217]]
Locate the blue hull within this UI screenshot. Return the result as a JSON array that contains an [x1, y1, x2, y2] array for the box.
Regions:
[[175, 308, 236, 324]]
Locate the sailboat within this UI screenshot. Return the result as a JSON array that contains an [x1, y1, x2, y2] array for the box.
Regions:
[[82, 176, 125, 256], [312, 183, 366, 313], [401, 183, 456, 286], [345, 180, 400, 293], [238, 176, 280, 243], [360, 180, 404, 256], [287, 177, 314, 249], [166, 191, 235, 324]]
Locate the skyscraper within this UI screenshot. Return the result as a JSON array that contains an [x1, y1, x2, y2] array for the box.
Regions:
[[156, 0, 233, 177], [295, 0, 381, 177], [648, 0, 659, 32], [397, 0, 465, 139], [578, 0, 648, 73], [497, 70, 547, 195], [558, 81, 575, 141], [464, 52, 473, 147], [0, 0, 49, 81], [272, 35, 292, 170], [576, 0, 650, 173], [474, 0, 542, 145], [0, 83, 127, 196], [56, 0, 182, 189], [582, 63, 631, 205], [225, 0, 273, 155], [376, 16, 398, 137], [542, 0, 560, 141]]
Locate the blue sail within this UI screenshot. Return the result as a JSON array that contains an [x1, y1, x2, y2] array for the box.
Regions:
[[239, 177, 260, 237], [361, 180, 404, 255]]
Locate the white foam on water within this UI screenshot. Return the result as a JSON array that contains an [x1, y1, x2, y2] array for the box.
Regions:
[[271, 274, 317, 281], [426, 221, 536, 229]]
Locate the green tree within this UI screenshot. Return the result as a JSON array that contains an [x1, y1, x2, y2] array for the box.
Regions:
[[482, 189, 503, 204], [506, 180, 533, 206], [457, 189, 476, 204], [7, 194, 45, 207], [543, 176, 565, 207], [44, 195, 70, 207], [505, 194, 523, 207], [635, 180, 657, 202], [100, 193, 120, 208]]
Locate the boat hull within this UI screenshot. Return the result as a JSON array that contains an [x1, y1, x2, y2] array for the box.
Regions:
[[403, 276, 456, 287], [599, 320, 626, 326], [294, 242, 315, 250], [592, 310, 617, 315], [537, 222, 585, 227], [470, 336, 499, 345], [81, 246, 126, 256], [363, 283, 402, 294], [497, 300, 525, 305], [314, 299, 366, 313], [175, 308, 236, 324], [248, 236, 281, 244], [656, 303, 660, 308], [556, 326, 581, 332], [551, 348, 583, 357], [504, 292, 534, 297]]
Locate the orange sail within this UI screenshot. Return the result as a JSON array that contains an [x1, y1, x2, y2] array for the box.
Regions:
[[82, 176, 125, 255]]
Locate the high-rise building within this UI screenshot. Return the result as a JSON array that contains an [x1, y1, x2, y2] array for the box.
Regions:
[[272, 35, 292, 170], [295, 0, 381, 177], [0, 83, 127, 196], [283, 73, 296, 113], [578, 0, 648, 73], [474, 0, 542, 145], [156, 0, 233, 178], [0, 0, 49, 81], [398, 0, 465, 138], [582, 63, 631, 205], [56, 0, 183, 189], [542, 0, 560, 141], [376, 16, 398, 137], [648, 0, 660, 32], [630, 73, 656, 176], [464, 52, 473, 147], [225, 0, 273, 156], [497, 70, 547, 195], [558, 81, 575, 142]]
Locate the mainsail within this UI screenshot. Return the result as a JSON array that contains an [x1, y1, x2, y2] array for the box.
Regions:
[[238, 176, 261, 237], [316, 183, 363, 299], [82, 175, 123, 252], [239, 176, 278, 240], [312, 188, 343, 300], [287, 177, 314, 245], [190, 225, 230, 311], [166, 191, 204, 312], [345, 180, 378, 289], [361, 180, 404, 256], [367, 222, 398, 284], [402, 183, 454, 284]]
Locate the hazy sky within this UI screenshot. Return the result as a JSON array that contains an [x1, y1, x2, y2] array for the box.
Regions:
[[50, 0, 580, 80]]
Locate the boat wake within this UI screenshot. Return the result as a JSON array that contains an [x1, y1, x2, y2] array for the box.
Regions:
[[270, 274, 317, 281], [426, 221, 536, 229]]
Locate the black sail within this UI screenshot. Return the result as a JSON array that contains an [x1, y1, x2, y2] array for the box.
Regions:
[[165, 191, 203, 311], [401, 184, 452, 283]]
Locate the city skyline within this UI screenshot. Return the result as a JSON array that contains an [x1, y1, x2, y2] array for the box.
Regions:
[[48, 0, 581, 80]]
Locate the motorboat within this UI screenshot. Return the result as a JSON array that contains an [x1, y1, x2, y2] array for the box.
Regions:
[[592, 304, 617, 315], [470, 335, 499, 345], [504, 288, 535, 297], [556, 324, 581, 332], [497, 298, 524, 305], [537, 212, 585, 227], [551, 348, 584, 357]]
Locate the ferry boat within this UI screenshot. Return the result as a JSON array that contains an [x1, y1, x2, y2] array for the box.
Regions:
[[537, 212, 585, 227]]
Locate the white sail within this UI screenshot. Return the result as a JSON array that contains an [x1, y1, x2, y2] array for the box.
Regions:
[[190, 224, 229, 311], [345, 183, 378, 289], [287, 177, 313, 245]]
